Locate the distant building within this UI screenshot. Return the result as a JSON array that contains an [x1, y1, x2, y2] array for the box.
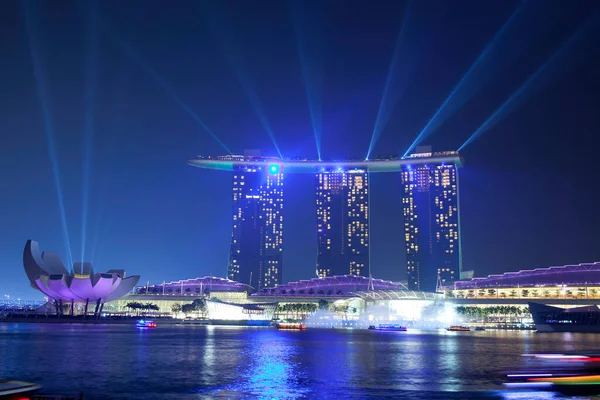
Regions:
[[401, 147, 463, 292], [316, 167, 369, 277], [227, 155, 284, 289]]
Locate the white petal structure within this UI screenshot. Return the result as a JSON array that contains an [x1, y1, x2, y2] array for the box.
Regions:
[[23, 240, 140, 304]]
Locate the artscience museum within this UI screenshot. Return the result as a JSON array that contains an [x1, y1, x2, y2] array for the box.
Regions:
[[23, 240, 140, 316]]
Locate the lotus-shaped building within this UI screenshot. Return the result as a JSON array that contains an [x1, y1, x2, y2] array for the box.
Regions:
[[23, 240, 140, 315]]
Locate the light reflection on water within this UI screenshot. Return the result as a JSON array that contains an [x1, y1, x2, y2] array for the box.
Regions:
[[1, 323, 600, 399]]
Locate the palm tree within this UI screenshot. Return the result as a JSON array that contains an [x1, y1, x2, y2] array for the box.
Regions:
[[521, 289, 529, 298], [171, 304, 182, 313]]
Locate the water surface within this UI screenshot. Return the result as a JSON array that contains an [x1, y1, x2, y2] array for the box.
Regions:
[[1, 323, 598, 399]]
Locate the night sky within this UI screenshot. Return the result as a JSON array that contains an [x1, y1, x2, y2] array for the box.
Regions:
[[2, 0, 600, 300]]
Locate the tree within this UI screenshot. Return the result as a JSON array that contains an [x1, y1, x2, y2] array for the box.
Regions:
[[172, 304, 182, 313], [181, 298, 207, 316], [487, 289, 496, 297], [521, 289, 529, 298], [591, 288, 599, 298], [531, 289, 539, 298], [126, 301, 142, 312], [318, 299, 329, 310]]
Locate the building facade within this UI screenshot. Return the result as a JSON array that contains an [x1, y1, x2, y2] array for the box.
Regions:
[[228, 159, 284, 289], [401, 149, 462, 292], [316, 168, 369, 277]]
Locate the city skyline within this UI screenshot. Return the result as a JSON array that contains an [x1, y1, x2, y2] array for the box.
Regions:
[[1, 1, 599, 299]]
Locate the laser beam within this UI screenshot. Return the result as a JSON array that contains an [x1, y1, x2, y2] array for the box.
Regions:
[[23, 0, 74, 268], [458, 11, 600, 151], [81, 2, 98, 264], [89, 62, 133, 267], [367, 0, 414, 160], [95, 14, 233, 155], [291, 0, 323, 160], [404, 1, 526, 157], [201, 4, 283, 158]]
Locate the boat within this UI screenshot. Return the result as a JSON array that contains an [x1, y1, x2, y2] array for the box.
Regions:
[[276, 322, 306, 330], [474, 326, 486, 331], [0, 380, 41, 399], [368, 324, 408, 331], [136, 319, 157, 328], [529, 302, 600, 333], [446, 325, 470, 331]]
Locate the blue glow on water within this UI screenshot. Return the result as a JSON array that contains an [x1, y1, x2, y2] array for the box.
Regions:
[[0, 325, 597, 399]]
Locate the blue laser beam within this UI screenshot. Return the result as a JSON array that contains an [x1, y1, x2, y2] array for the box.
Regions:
[[291, 0, 323, 160], [458, 11, 600, 152], [404, 1, 526, 157], [23, 0, 74, 268], [201, 4, 283, 158], [95, 14, 232, 155], [81, 2, 98, 264], [367, 0, 414, 160]]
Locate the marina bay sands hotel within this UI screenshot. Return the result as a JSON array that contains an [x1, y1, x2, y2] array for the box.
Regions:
[[188, 147, 463, 293]]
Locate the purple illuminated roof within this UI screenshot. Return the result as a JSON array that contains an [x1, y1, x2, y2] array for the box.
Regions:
[[256, 275, 405, 296], [448, 262, 600, 290], [136, 276, 250, 295]]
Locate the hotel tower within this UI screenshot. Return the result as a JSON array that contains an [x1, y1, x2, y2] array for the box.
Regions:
[[315, 167, 369, 277], [401, 147, 462, 292], [227, 155, 284, 289]]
